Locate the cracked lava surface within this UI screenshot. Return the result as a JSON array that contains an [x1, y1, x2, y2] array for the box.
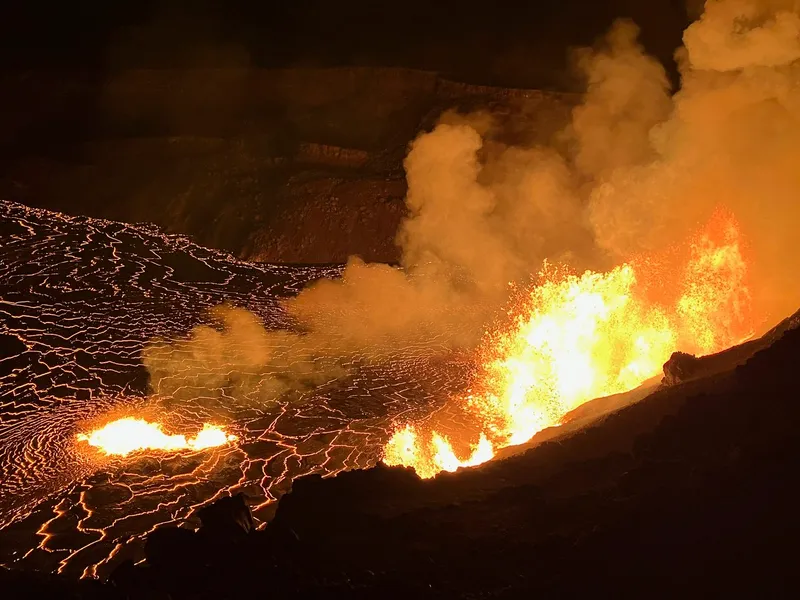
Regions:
[[0, 201, 470, 578]]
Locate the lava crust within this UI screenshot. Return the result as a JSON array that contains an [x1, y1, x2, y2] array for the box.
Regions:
[[0, 201, 469, 578]]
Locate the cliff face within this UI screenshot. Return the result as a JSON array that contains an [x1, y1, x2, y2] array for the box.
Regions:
[[244, 176, 408, 264], [0, 68, 576, 262]]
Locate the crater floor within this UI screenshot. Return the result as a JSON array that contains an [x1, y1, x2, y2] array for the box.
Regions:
[[0, 201, 468, 578]]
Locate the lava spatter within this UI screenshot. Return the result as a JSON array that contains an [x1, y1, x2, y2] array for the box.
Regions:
[[76, 418, 237, 456], [384, 212, 754, 478]]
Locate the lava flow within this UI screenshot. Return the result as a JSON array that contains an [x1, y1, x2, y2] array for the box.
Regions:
[[384, 212, 754, 478], [76, 418, 238, 456]]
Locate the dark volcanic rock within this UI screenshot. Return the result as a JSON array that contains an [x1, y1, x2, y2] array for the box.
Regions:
[[662, 308, 800, 386], [0, 565, 114, 599], [662, 350, 702, 385], [243, 176, 409, 264], [143, 527, 199, 571], [197, 492, 254, 540]]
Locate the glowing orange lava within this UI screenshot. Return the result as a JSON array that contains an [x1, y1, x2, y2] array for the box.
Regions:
[[76, 418, 238, 456], [384, 213, 753, 479]]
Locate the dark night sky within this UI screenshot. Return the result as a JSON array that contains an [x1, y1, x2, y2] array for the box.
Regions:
[[2, 1, 691, 88]]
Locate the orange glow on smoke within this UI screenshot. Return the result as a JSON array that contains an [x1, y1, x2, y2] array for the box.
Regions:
[[76, 418, 237, 456], [384, 212, 753, 479]]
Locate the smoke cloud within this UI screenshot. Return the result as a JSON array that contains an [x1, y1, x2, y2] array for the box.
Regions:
[[143, 305, 348, 407], [588, 0, 800, 321], [146, 0, 800, 405]]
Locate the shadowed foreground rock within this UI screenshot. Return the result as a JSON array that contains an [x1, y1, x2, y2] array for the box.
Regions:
[[4, 318, 800, 598], [196, 493, 254, 539]]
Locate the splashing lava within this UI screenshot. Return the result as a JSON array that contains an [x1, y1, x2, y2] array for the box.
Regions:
[[384, 211, 754, 478], [77, 419, 237, 456]]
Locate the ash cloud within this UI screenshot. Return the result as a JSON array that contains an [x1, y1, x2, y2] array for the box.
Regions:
[[146, 0, 800, 404]]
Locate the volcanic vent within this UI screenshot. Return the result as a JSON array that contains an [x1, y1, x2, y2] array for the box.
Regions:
[[383, 210, 754, 478]]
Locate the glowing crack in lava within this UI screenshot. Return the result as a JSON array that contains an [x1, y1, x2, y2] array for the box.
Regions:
[[384, 213, 754, 478], [1, 201, 451, 577], [76, 418, 238, 456]]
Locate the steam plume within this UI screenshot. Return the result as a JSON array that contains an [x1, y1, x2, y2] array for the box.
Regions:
[[589, 0, 800, 321], [146, 0, 800, 405]]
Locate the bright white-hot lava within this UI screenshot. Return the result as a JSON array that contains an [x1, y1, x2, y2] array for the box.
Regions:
[[76, 418, 238, 456], [384, 212, 755, 479]]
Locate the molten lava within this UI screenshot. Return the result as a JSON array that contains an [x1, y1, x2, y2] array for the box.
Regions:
[[76, 418, 238, 456], [384, 213, 753, 478]]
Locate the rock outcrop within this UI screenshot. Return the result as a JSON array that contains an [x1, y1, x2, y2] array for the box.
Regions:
[[662, 308, 800, 386]]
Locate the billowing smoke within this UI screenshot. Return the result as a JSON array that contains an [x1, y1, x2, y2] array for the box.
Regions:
[[143, 305, 348, 407], [146, 0, 800, 404], [588, 0, 800, 321]]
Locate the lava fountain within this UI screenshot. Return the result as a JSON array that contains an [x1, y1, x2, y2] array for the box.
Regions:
[[384, 211, 754, 478], [76, 418, 238, 456]]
